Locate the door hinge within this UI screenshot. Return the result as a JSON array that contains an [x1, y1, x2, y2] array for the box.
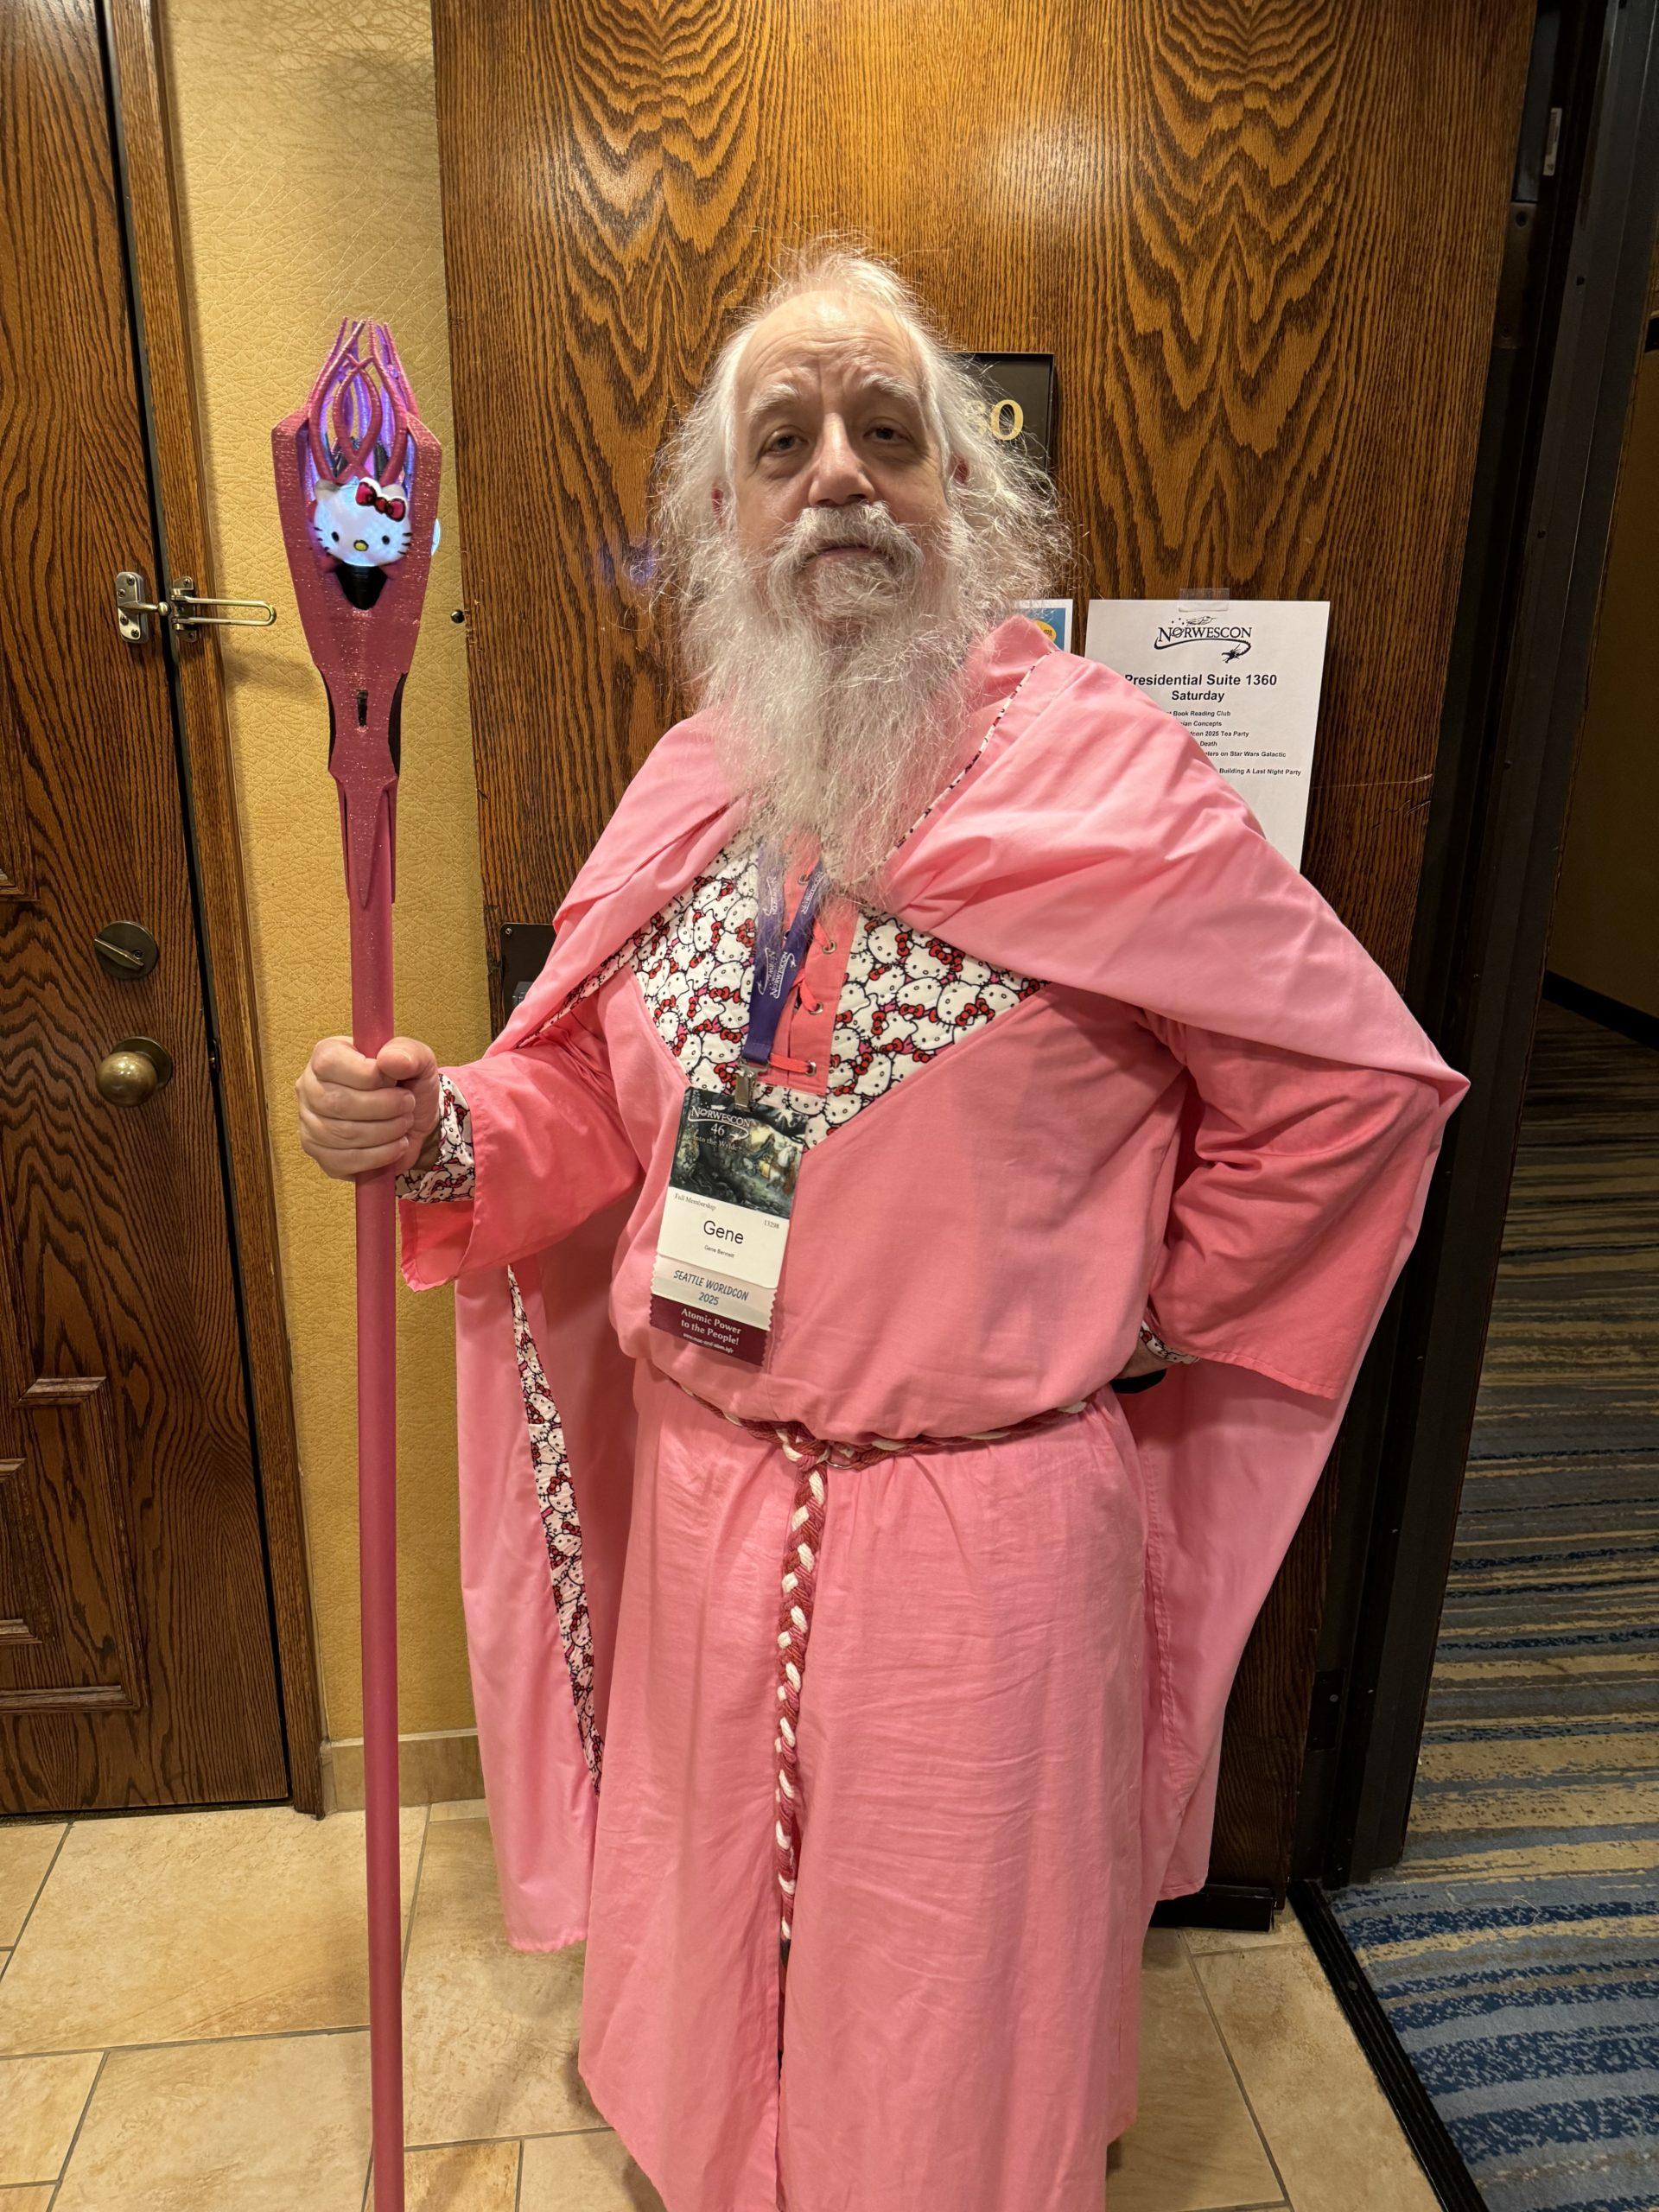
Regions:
[[1541, 104, 1562, 179], [1306, 1669, 1345, 1754], [1493, 202, 1541, 352]]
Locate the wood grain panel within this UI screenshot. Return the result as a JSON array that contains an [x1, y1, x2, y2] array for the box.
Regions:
[[432, 0, 1535, 1886], [0, 1376, 146, 1713], [104, 0, 322, 1810], [0, 0, 286, 1809], [0, 658, 37, 903]]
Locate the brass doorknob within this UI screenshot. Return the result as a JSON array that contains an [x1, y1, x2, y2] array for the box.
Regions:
[[96, 1037, 175, 1105]]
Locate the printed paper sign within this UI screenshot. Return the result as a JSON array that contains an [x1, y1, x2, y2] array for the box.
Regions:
[[1083, 599, 1330, 867]]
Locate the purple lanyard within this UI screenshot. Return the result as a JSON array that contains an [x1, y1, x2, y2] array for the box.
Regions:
[[742, 841, 827, 1071]]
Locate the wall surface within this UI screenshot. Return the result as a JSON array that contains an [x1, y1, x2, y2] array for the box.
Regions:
[[162, 0, 488, 1740], [1549, 320, 1659, 1020]]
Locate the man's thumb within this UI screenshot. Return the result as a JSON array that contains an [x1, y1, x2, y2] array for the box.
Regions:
[[376, 1037, 429, 1083]]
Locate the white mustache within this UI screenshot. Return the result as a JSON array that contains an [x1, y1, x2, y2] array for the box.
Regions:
[[779, 506, 921, 577]]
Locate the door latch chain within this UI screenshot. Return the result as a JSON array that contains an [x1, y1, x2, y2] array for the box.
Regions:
[[115, 569, 276, 645]]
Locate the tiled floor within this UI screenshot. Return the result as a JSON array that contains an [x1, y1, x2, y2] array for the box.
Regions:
[[0, 1801, 1438, 2210]]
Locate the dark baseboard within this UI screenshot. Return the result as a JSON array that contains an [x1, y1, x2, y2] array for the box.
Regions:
[[1290, 1881, 1486, 2212], [1151, 1880, 1277, 1933], [1542, 969, 1659, 1050]]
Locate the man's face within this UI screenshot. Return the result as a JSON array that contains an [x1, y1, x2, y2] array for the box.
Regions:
[[716, 291, 956, 626]]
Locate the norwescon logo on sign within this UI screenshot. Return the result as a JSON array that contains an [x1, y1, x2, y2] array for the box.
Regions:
[[1152, 616, 1254, 663]]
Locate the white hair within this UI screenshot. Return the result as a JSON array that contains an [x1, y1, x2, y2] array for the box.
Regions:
[[649, 237, 1071, 680]]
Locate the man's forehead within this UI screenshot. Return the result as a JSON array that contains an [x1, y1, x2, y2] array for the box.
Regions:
[[734, 296, 925, 415]]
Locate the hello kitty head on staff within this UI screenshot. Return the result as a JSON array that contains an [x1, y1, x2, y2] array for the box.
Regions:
[[311, 473, 415, 569]]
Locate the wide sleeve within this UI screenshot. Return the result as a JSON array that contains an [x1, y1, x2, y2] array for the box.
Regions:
[[397, 995, 640, 1292], [1135, 1009, 1452, 1400]]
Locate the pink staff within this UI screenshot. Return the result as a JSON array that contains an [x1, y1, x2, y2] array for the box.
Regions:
[[273, 320, 442, 2212]]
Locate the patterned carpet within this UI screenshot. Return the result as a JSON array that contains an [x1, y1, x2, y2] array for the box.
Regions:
[[1330, 999, 1659, 2212]]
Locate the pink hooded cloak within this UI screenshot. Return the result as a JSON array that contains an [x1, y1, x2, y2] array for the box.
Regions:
[[398, 614, 1467, 2202]]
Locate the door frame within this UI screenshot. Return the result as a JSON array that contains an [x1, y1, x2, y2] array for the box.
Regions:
[[1302, 0, 1659, 1888], [99, 0, 322, 1813]]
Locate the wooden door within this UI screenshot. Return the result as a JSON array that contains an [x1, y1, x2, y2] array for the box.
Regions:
[[430, 0, 1536, 1894], [0, 0, 287, 1810]]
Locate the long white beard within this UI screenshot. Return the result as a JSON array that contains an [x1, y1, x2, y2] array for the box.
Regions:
[[688, 503, 993, 898]]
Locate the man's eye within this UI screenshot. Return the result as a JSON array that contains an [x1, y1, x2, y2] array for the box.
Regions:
[[764, 432, 798, 455]]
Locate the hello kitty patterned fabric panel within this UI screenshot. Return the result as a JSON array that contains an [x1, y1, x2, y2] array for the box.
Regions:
[[631, 841, 1046, 1146]]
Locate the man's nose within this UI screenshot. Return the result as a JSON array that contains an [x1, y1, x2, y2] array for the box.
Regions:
[[805, 416, 874, 505]]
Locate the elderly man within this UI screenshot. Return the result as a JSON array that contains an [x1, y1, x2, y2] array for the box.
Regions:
[[298, 243, 1467, 2212]]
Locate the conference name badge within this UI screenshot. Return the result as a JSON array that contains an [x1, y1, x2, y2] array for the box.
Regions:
[[649, 1087, 804, 1365]]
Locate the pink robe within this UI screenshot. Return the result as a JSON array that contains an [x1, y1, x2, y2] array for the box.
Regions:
[[399, 614, 1469, 2209]]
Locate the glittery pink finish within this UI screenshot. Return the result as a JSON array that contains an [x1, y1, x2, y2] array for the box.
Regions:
[[272, 320, 442, 2212]]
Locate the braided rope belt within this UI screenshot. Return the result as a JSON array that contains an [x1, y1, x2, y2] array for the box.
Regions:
[[671, 1379, 1097, 1984]]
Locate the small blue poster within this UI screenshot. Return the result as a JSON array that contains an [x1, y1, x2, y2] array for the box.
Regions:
[[1018, 598, 1073, 652]]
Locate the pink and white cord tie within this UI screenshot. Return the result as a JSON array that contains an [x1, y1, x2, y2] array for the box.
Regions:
[[673, 1377, 1096, 1974]]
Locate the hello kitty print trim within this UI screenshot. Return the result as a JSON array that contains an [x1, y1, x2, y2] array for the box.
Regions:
[[393, 1070, 474, 1203], [396, 1083, 602, 1787], [507, 1264, 603, 1788]]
